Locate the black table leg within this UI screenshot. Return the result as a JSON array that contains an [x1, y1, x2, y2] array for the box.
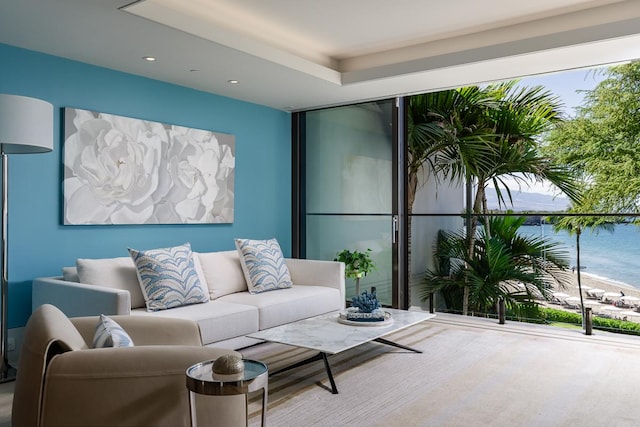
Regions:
[[270, 352, 324, 376], [269, 338, 420, 395], [270, 351, 339, 394], [374, 337, 422, 353], [321, 352, 338, 394]]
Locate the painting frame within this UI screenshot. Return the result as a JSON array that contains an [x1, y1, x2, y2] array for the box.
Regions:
[[63, 107, 235, 225]]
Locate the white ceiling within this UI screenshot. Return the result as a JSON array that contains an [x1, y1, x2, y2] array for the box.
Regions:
[[2, 0, 640, 111]]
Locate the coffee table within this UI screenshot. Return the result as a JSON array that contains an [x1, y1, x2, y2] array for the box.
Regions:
[[247, 308, 435, 394]]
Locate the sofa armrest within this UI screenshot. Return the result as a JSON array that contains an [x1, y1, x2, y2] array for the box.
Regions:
[[41, 346, 245, 427], [32, 277, 131, 318], [285, 258, 345, 304], [70, 315, 203, 347]]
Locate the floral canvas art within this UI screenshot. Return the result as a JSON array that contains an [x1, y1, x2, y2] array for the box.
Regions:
[[63, 108, 235, 225]]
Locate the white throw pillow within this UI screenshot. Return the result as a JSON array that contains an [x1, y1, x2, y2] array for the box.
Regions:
[[235, 238, 293, 294], [92, 314, 134, 348], [76, 257, 146, 309], [128, 242, 209, 311], [197, 251, 248, 299], [62, 266, 79, 282]]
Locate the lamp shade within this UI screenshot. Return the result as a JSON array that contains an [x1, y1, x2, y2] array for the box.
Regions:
[[0, 94, 53, 154]]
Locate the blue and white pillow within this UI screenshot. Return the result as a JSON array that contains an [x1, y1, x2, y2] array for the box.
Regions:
[[235, 238, 293, 294], [129, 242, 209, 311], [93, 314, 134, 348]]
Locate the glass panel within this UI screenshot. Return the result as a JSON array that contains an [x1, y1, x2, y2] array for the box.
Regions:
[[408, 215, 465, 310], [408, 177, 464, 308], [421, 213, 640, 336], [306, 215, 393, 304], [305, 103, 393, 214], [304, 101, 394, 305]]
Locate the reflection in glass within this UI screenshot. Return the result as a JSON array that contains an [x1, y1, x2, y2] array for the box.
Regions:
[[304, 101, 393, 306]]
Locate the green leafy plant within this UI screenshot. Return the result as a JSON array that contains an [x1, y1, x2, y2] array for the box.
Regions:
[[335, 248, 377, 297], [334, 248, 376, 279], [422, 215, 572, 314]]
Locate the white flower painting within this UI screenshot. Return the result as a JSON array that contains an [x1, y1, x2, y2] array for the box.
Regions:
[[63, 108, 235, 225]]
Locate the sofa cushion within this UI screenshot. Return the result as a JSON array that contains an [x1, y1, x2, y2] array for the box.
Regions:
[[197, 250, 248, 299], [131, 300, 259, 345], [129, 242, 210, 312], [76, 257, 146, 309], [218, 285, 342, 330], [62, 266, 79, 282], [235, 238, 293, 294], [92, 314, 134, 348]]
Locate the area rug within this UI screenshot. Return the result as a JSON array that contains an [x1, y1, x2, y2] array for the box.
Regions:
[[241, 321, 441, 426], [241, 318, 640, 427]]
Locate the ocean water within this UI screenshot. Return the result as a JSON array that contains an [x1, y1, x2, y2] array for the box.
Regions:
[[519, 223, 640, 289]]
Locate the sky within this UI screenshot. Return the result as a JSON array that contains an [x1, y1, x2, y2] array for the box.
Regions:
[[485, 65, 610, 208], [518, 66, 607, 118]]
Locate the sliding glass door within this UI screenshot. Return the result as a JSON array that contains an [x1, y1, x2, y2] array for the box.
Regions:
[[294, 100, 402, 307]]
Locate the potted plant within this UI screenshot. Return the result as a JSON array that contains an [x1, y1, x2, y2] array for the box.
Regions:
[[334, 248, 376, 296]]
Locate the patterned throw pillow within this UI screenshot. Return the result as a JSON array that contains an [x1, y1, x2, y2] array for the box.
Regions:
[[129, 242, 209, 311], [93, 314, 134, 348], [235, 238, 293, 294]]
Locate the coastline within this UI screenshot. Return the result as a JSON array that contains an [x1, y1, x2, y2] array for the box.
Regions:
[[562, 271, 640, 296], [578, 272, 639, 292], [519, 223, 640, 289], [544, 271, 640, 322]]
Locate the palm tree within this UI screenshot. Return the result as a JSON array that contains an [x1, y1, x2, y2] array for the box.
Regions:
[[406, 87, 496, 298], [409, 82, 582, 314], [422, 216, 572, 313], [550, 211, 615, 329], [407, 86, 495, 212]]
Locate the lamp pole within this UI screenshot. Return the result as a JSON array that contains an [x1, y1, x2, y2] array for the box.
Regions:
[[0, 150, 14, 380], [0, 94, 54, 382]]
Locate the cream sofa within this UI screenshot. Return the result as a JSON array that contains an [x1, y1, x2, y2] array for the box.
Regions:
[[32, 250, 345, 349], [13, 304, 246, 427]]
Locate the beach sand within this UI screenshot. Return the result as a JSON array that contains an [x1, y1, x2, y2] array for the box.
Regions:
[[544, 271, 640, 321]]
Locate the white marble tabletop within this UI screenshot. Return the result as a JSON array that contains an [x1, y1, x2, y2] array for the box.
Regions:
[[248, 308, 435, 354]]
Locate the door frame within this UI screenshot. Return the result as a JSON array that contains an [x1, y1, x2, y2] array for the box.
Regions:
[[292, 98, 408, 309]]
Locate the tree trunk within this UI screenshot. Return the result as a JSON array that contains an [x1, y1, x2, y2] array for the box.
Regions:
[[462, 180, 485, 316], [462, 286, 470, 316], [576, 228, 585, 329], [480, 185, 491, 238], [407, 172, 418, 212], [406, 171, 418, 307]]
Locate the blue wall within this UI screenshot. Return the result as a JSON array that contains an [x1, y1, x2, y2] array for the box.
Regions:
[[0, 44, 291, 327]]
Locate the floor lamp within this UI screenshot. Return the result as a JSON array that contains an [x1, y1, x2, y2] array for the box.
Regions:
[[0, 94, 53, 382]]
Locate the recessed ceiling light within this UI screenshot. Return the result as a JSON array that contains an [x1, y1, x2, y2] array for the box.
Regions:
[[142, 56, 156, 62], [227, 80, 239, 84]]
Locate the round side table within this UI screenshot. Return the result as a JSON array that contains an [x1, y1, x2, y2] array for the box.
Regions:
[[186, 358, 268, 427]]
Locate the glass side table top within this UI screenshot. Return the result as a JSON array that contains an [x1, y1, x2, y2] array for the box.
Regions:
[[186, 359, 268, 396]]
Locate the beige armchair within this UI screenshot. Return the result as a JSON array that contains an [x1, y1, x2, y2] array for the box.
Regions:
[[13, 304, 246, 427]]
